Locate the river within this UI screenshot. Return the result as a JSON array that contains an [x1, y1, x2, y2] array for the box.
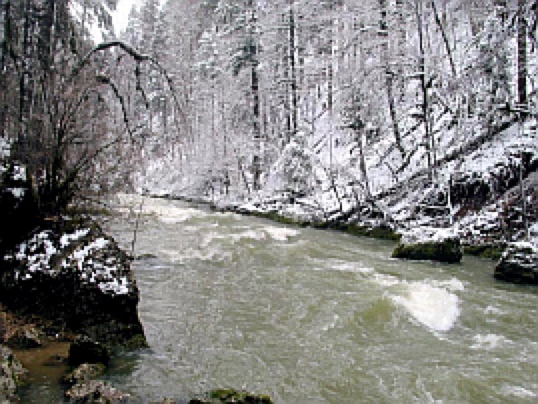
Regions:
[[21, 195, 538, 402]]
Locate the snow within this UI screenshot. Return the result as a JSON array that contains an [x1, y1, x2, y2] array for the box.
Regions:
[[6, 228, 131, 296], [9, 231, 58, 275], [7, 188, 26, 199], [400, 226, 458, 245], [60, 229, 91, 248], [11, 165, 26, 181], [530, 222, 538, 247]]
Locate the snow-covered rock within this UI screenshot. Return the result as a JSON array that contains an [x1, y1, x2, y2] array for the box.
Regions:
[[0, 218, 146, 349], [494, 242, 538, 284], [392, 227, 463, 263]]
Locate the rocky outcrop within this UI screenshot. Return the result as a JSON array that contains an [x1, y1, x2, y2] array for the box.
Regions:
[[0, 345, 27, 403], [494, 242, 538, 284], [392, 228, 463, 263], [0, 217, 146, 349]]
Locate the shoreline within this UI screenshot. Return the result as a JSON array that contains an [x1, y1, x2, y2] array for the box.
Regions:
[[142, 192, 506, 261]]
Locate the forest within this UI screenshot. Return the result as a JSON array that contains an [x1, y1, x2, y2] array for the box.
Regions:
[[0, 0, 537, 236]]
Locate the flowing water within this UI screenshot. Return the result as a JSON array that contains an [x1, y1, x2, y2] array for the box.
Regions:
[[20, 195, 538, 402]]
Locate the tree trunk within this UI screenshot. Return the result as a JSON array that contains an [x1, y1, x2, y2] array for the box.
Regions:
[[430, 0, 456, 77], [416, 0, 434, 177], [288, 1, 298, 137], [379, 0, 404, 157], [517, 0, 527, 108], [252, 64, 261, 190]]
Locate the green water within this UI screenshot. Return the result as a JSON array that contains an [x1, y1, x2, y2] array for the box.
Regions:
[[20, 195, 538, 402]]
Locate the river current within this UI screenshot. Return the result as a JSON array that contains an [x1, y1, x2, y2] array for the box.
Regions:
[[21, 194, 538, 402]]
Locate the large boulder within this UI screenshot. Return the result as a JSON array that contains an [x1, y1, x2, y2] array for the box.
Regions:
[[0, 345, 27, 402], [0, 218, 146, 349], [392, 228, 463, 264], [494, 242, 538, 284]]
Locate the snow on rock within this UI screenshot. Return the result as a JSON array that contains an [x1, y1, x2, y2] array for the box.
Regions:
[[393, 227, 462, 263], [0, 218, 146, 347], [5, 226, 130, 295], [494, 242, 538, 284], [400, 227, 459, 245]]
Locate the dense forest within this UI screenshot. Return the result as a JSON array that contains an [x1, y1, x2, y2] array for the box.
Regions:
[[1, 0, 538, 246]]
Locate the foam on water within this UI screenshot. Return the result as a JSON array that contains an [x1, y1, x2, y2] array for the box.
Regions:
[[160, 248, 232, 264], [208, 226, 299, 244], [263, 226, 300, 241], [392, 281, 461, 332], [430, 278, 465, 292], [471, 334, 511, 350], [147, 205, 208, 224], [500, 385, 537, 399], [115, 194, 209, 224], [373, 273, 400, 287]]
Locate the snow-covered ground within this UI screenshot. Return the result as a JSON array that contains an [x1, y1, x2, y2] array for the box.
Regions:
[[134, 116, 538, 248]]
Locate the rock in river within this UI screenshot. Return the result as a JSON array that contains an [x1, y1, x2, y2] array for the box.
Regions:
[[494, 242, 538, 284], [189, 389, 273, 404], [392, 227, 463, 264], [0, 217, 146, 349]]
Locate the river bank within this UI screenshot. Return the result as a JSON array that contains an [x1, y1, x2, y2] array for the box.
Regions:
[[143, 192, 508, 261]]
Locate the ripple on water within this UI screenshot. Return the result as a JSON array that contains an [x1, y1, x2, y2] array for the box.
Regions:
[[101, 196, 538, 403], [471, 334, 512, 350]]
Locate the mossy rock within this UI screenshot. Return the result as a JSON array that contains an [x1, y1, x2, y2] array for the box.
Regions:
[[392, 238, 462, 264], [464, 245, 505, 260], [346, 224, 401, 241], [190, 388, 273, 404]]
